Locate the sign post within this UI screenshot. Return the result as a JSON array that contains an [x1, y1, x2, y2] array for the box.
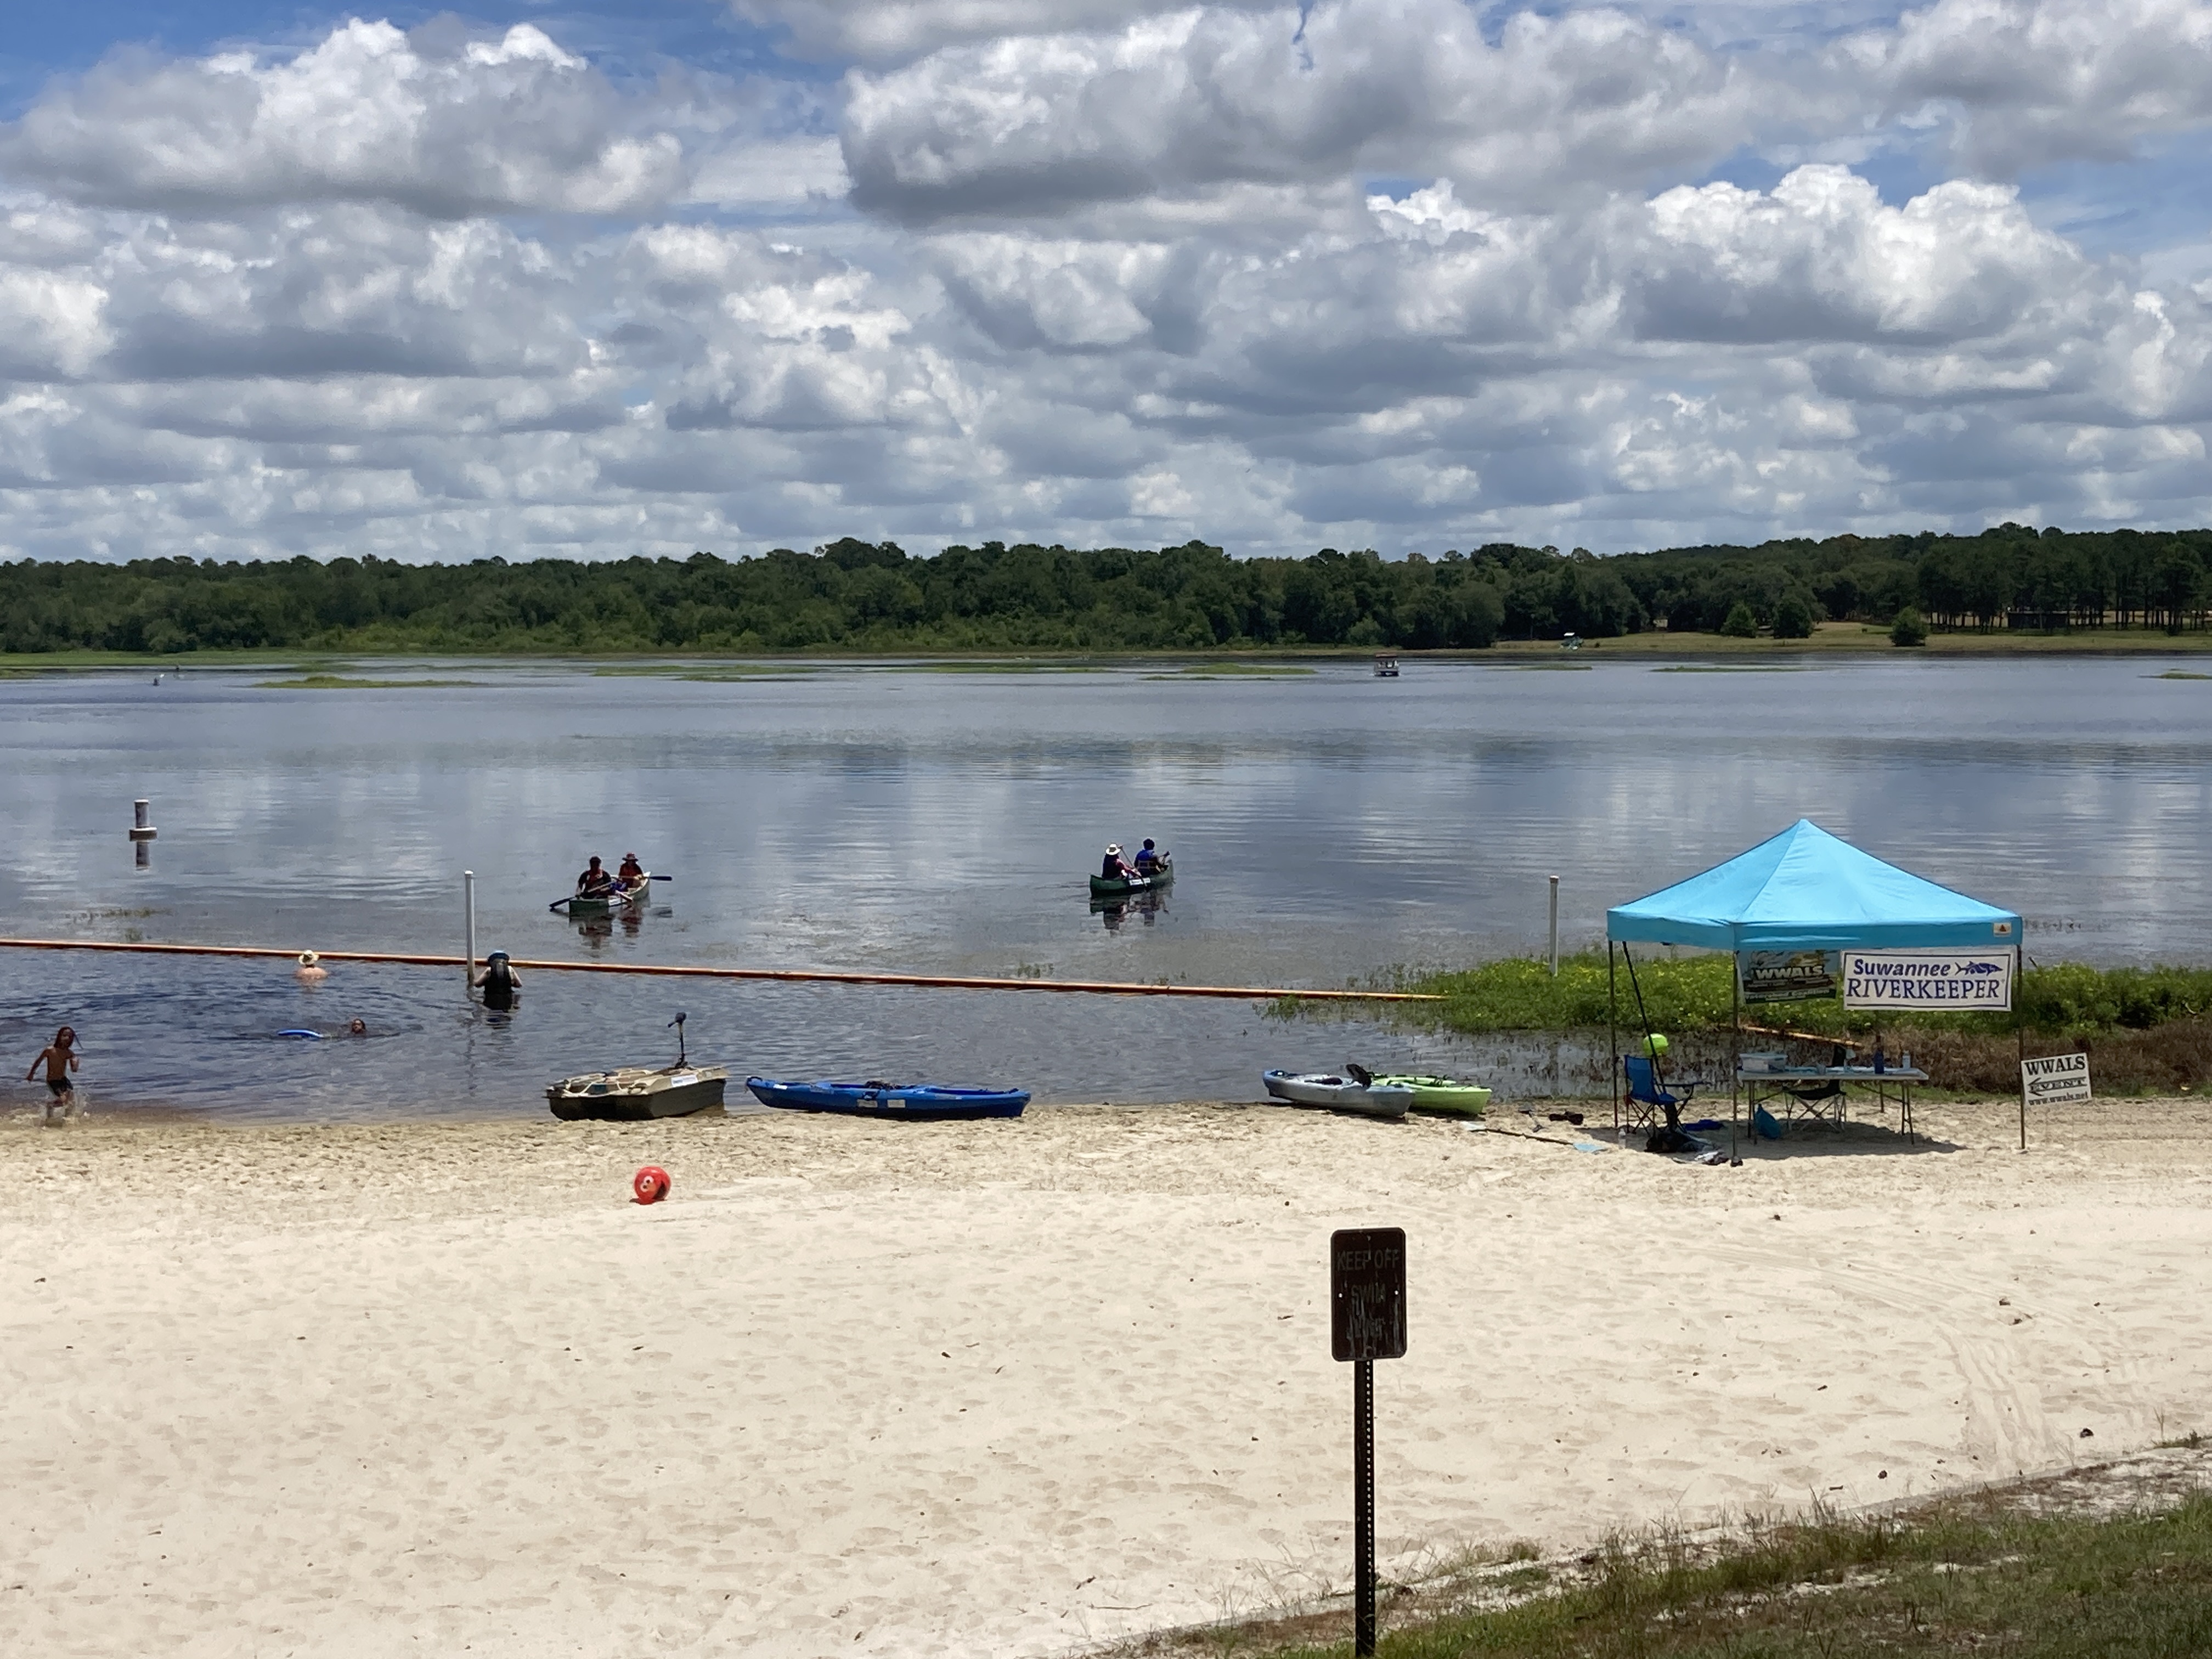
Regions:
[[2020, 1051, 2090, 1149], [1331, 1227, 1407, 1657]]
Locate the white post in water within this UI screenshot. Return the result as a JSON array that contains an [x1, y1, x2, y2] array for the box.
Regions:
[[464, 871, 477, 990], [128, 799, 157, 841], [1548, 874, 1560, 977]]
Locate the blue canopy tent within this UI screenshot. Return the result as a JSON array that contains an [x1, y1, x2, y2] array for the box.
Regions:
[[1608, 820, 2020, 952], [1604, 820, 2022, 1142]]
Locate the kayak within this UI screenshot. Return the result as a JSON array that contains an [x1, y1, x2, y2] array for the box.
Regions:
[[746, 1078, 1030, 1120], [1261, 1071, 1412, 1119], [1371, 1075, 1491, 1117], [548, 1063, 727, 1121], [1090, 855, 1172, 898]]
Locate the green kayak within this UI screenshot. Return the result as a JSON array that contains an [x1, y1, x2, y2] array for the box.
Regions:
[[1372, 1075, 1491, 1117]]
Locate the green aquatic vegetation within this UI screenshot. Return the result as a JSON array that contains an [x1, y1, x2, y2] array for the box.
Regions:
[[1362, 952, 2212, 1040], [257, 675, 484, 689], [1148, 663, 1317, 680], [2151, 669, 2211, 679], [1652, 664, 1798, 673]]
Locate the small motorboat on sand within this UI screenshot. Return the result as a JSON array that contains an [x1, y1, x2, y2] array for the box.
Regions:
[[747, 1079, 1029, 1120], [547, 1011, 724, 1120], [1371, 1075, 1491, 1117], [548, 1064, 726, 1120], [1262, 1071, 1412, 1119]]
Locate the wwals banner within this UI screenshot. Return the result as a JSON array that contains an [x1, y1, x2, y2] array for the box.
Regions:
[[1841, 949, 2013, 1012], [1737, 950, 1841, 1005]]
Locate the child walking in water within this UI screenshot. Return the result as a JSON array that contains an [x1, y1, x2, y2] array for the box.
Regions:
[[25, 1026, 80, 1125]]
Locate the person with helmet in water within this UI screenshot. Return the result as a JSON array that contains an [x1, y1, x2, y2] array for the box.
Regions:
[[472, 951, 521, 1011]]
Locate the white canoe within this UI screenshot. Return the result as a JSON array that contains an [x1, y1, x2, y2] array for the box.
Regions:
[[1261, 1070, 1412, 1119]]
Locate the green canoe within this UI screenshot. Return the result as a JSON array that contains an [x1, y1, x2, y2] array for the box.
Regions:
[[1371, 1075, 1491, 1116]]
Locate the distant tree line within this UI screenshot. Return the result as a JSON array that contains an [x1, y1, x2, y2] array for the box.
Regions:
[[3, 524, 2208, 655]]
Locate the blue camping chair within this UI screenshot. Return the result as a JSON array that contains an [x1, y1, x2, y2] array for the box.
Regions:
[[1620, 1054, 1705, 1132]]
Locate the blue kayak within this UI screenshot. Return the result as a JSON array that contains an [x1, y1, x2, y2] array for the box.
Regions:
[[746, 1078, 1029, 1120]]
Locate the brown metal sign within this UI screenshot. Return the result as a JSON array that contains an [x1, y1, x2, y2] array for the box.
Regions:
[[1330, 1227, 1407, 1362]]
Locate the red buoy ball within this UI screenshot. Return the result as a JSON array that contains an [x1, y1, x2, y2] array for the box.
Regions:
[[633, 1166, 671, 1205]]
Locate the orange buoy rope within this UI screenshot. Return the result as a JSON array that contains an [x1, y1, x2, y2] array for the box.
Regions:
[[0, 935, 1441, 1003]]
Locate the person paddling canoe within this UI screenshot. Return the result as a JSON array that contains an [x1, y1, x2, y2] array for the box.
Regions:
[[617, 851, 645, 886], [576, 856, 616, 898], [1101, 843, 1138, 882]]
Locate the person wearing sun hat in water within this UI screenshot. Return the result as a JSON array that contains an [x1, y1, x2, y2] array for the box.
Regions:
[[295, 951, 329, 984]]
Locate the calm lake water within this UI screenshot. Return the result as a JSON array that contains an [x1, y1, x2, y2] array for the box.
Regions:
[[3, 655, 2207, 1121]]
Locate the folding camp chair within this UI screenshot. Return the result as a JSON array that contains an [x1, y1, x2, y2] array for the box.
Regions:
[[1619, 1054, 1707, 1134]]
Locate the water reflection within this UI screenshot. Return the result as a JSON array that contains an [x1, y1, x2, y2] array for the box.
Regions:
[[3, 654, 2207, 1122], [1094, 893, 1169, 933]]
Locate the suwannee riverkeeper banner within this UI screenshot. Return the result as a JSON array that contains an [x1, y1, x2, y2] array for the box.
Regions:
[[1842, 949, 2013, 1012]]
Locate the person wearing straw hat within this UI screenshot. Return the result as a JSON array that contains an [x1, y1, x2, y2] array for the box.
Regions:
[[294, 951, 329, 984], [1099, 843, 1137, 882]]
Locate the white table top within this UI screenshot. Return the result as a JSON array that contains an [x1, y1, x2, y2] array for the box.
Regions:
[[1737, 1066, 1929, 1083]]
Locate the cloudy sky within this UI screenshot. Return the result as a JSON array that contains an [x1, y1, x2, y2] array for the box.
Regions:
[[4, 1, 2212, 562]]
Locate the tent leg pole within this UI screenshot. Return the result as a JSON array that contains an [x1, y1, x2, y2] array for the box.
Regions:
[[2017, 946, 2027, 1153], [1731, 967, 1740, 1160], [1608, 942, 1618, 1137]]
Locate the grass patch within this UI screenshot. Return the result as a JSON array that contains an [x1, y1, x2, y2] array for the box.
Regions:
[[256, 675, 484, 689], [1180, 1490, 2212, 1659]]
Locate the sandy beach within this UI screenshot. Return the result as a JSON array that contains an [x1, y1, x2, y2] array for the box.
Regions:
[[4, 1097, 2210, 1657]]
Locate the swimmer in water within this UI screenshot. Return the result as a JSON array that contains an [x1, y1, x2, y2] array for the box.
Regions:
[[295, 951, 329, 984], [346, 1018, 368, 1036], [25, 1026, 80, 1126]]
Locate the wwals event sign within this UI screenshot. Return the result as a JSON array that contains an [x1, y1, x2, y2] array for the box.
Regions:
[[1738, 950, 1841, 1005], [1841, 949, 2013, 1011], [2021, 1052, 2091, 1105]]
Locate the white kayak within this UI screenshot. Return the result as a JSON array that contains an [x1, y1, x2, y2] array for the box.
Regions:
[[1261, 1070, 1412, 1119]]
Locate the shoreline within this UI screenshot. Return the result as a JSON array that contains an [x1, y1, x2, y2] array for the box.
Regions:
[[9, 627, 2212, 673], [6, 1099, 2209, 1656]]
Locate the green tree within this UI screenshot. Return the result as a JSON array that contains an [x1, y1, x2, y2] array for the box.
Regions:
[[1891, 604, 1928, 646], [1772, 595, 1815, 638], [1719, 601, 1758, 638]]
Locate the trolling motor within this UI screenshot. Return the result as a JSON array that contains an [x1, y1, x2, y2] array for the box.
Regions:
[[669, 1011, 687, 1067]]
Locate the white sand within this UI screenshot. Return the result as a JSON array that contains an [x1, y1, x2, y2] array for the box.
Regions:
[[4, 1098, 2210, 1657]]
